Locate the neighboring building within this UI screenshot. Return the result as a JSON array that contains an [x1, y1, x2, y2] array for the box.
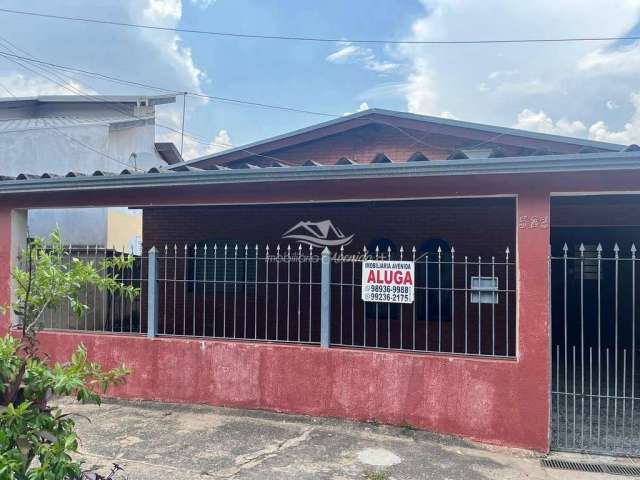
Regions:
[[4, 108, 640, 456], [171, 108, 619, 169], [0, 94, 178, 252]]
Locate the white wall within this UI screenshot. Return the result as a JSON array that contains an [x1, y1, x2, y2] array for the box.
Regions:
[[0, 103, 164, 246]]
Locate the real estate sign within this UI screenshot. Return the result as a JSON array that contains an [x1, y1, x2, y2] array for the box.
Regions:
[[361, 260, 415, 304]]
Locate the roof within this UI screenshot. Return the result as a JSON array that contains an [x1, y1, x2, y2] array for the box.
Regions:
[[2, 150, 640, 195], [0, 113, 155, 132], [0, 94, 176, 108], [170, 108, 627, 170]]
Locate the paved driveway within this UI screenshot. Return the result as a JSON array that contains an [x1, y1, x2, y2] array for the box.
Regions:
[[62, 398, 637, 479]]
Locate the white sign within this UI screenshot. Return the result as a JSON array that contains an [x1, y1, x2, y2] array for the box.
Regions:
[[361, 260, 415, 304]]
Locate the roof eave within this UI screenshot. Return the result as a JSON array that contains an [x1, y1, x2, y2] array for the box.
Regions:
[[2, 152, 640, 195]]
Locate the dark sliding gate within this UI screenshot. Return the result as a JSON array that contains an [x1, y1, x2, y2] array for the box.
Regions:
[[550, 242, 640, 455]]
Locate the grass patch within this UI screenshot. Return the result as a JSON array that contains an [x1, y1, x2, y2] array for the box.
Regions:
[[365, 471, 389, 480]]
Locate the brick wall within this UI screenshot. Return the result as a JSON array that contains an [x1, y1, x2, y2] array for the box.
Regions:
[[228, 124, 530, 167], [143, 198, 517, 353], [143, 197, 516, 255]]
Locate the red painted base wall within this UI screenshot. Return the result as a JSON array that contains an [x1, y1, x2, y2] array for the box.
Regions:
[[37, 331, 548, 452]]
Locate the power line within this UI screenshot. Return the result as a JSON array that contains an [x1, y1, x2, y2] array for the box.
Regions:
[[0, 7, 639, 45], [0, 38, 517, 163], [0, 42, 301, 164], [0, 50, 338, 118], [0, 65, 140, 171], [0, 47, 512, 158]]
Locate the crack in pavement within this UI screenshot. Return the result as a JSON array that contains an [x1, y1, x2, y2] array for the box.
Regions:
[[78, 427, 314, 479], [215, 427, 314, 478]]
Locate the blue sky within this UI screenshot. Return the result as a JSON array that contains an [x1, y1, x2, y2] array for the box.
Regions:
[[0, 0, 639, 160]]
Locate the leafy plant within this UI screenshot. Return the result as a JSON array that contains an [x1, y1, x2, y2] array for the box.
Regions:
[[0, 231, 137, 479]]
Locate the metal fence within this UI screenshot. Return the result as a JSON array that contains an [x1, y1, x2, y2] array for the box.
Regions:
[[330, 245, 516, 356], [40, 242, 516, 358], [551, 243, 640, 455], [155, 244, 321, 343], [41, 247, 147, 334]]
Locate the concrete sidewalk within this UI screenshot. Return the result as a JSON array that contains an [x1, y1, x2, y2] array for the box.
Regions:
[[62, 398, 638, 479]]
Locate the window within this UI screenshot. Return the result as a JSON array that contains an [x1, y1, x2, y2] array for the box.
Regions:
[[187, 241, 257, 293]]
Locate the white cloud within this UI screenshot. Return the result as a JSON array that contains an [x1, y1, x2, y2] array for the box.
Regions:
[[205, 129, 233, 155], [439, 111, 458, 120], [0, 1, 212, 165], [578, 44, 640, 75], [394, 0, 640, 127], [0, 73, 97, 97], [514, 109, 587, 137], [404, 58, 438, 115], [607, 100, 619, 110], [139, 0, 205, 93], [342, 101, 371, 116], [326, 42, 399, 73], [514, 91, 640, 145], [588, 91, 640, 144], [326, 45, 362, 63]]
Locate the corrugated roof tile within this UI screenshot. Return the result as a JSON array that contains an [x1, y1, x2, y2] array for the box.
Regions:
[[371, 153, 392, 164], [407, 152, 430, 162], [336, 157, 357, 165]]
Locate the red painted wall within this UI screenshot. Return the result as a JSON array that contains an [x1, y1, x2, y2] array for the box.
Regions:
[[0, 189, 551, 451], [36, 331, 546, 450]]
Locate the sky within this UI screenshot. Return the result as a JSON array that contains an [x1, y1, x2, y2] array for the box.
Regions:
[[0, 0, 639, 162]]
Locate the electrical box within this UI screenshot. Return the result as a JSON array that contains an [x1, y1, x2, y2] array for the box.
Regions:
[[470, 276, 499, 304]]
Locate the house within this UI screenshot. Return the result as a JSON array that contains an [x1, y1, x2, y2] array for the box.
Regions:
[[2, 108, 640, 455], [0, 94, 178, 252]]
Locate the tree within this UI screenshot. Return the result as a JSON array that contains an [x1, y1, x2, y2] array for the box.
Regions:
[[0, 231, 138, 479]]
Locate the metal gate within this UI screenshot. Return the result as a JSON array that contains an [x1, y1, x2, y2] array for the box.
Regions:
[[550, 242, 640, 455]]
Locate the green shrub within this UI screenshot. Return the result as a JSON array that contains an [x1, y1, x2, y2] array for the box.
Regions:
[[0, 231, 136, 479]]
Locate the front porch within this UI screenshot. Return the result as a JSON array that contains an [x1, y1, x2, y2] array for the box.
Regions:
[[4, 157, 640, 452]]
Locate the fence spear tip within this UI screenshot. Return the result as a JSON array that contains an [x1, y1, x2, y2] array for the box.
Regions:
[[579, 243, 585, 253], [562, 242, 568, 252], [632, 243, 637, 253]]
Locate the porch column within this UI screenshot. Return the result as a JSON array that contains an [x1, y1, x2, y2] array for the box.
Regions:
[[517, 189, 551, 451], [0, 208, 27, 335]]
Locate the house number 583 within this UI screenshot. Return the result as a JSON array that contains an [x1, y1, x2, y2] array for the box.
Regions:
[[519, 215, 549, 229]]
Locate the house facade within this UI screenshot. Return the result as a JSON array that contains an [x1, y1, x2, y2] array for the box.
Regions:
[[0, 94, 177, 251], [2, 109, 640, 455]]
